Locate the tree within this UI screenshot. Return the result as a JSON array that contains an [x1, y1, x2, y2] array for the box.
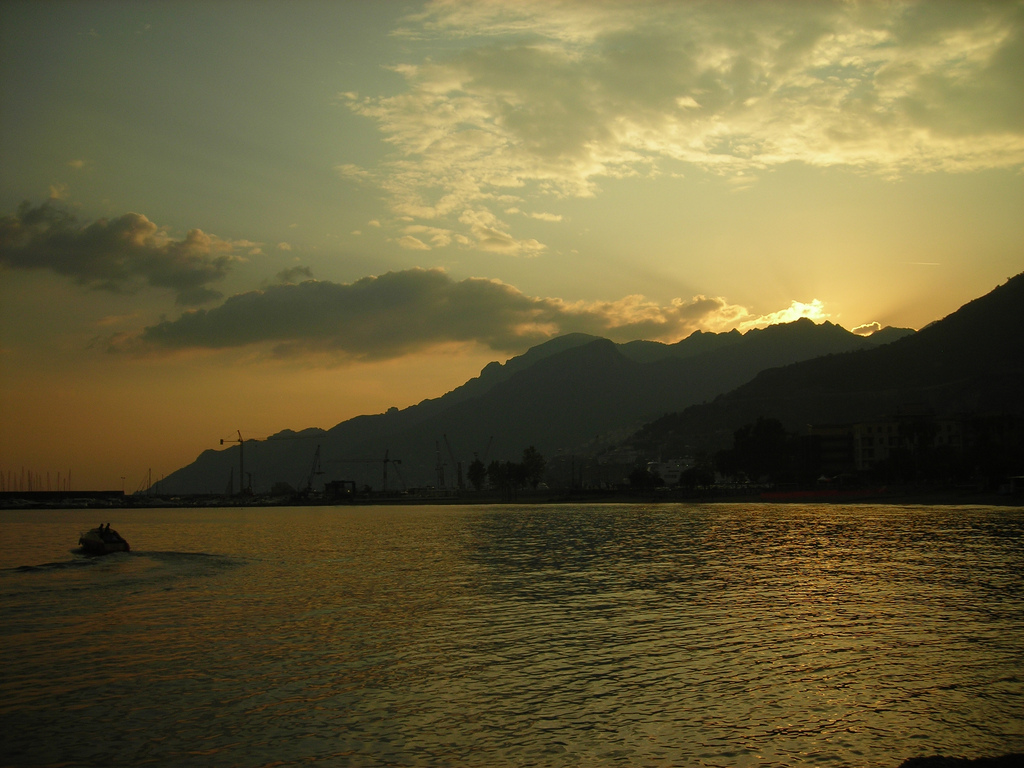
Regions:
[[716, 417, 791, 482], [467, 458, 487, 491], [487, 459, 517, 501], [629, 465, 663, 489], [679, 465, 714, 490], [487, 460, 507, 490], [520, 446, 546, 488]]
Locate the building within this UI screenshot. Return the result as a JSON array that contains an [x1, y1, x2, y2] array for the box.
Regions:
[[645, 458, 693, 486], [808, 413, 963, 473]]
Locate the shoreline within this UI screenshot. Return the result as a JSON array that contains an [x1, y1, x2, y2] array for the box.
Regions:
[[1, 487, 1021, 510]]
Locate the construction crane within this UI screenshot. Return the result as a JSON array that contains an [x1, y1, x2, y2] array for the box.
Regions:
[[330, 449, 402, 493], [434, 441, 446, 489], [220, 430, 251, 496], [388, 455, 406, 491], [301, 445, 324, 495], [474, 435, 494, 464], [381, 449, 401, 494], [216, 429, 322, 496]]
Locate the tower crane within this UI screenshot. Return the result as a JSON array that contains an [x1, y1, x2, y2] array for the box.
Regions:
[[329, 450, 402, 494], [381, 449, 401, 494], [217, 429, 322, 497], [220, 430, 251, 496], [301, 445, 324, 496], [434, 441, 446, 489], [474, 435, 494, 464]]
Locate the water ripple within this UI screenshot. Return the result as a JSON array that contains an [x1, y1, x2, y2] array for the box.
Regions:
[[0, 503, 1021, 767]]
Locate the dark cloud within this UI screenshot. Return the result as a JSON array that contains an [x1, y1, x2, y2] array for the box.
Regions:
[[0, 200, 243, 305], [116, 268, 757, 360], [275, 265, 314, 284]]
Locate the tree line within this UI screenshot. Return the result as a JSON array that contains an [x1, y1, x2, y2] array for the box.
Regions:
[[466, 446, 546, 497], [708, 415, 1023, 489]]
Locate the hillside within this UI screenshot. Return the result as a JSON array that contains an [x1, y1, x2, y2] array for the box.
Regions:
[[157, 316, 906, 494], [631, 273, 1024, 455]]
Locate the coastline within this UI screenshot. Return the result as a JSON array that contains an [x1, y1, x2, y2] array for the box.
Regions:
[[1, 486, 1021, 510]]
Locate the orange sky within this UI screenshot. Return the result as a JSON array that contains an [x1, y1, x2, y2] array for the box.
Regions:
[[2, 1, 1022, 490]]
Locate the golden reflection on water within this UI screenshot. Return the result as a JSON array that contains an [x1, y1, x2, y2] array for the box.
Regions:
[[0, 503, 1022, 767]]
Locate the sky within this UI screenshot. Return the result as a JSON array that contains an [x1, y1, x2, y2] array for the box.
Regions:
[[2, 0, 1023, 492]]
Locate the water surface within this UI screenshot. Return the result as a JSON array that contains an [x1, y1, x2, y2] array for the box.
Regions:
[[1, 503, 1021, 767]]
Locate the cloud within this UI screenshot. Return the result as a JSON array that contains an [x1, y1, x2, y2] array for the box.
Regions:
[[343, 0, 1024, 246], [397, 234, 432, 250], [852, 321, 882, 336], [95, 312, 142, 328], [737, 299, 829, 331], [274, 265, 313, 284], [404, 224, 454, 248], [0, 200, 245, 305], [459, 209, 545, 255], [114, 267, 825, 361]]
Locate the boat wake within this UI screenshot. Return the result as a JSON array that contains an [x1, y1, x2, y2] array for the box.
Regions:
[[7, 550, 242, 574], [11, 557, 103, 573], [138, 550, 243, 566]]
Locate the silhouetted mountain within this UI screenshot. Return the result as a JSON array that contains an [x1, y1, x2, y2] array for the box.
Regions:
[[864, 326, 915, 345], [158, 314, 917, 494], [632, 273, 1024, 455]]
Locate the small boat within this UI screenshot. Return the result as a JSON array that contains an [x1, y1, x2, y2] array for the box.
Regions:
[[78, 525, 130, 554]]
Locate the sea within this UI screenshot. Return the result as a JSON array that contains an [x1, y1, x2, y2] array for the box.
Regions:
[[1, 503, 1022, 768]]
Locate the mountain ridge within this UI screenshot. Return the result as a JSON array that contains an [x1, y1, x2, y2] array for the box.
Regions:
[[158, 311, 923, 494], [630, 273, 1024, 456]]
